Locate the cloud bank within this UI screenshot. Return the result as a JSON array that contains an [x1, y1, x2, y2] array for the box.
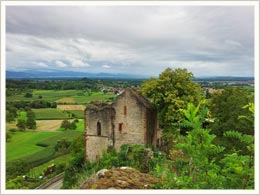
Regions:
[[6, 5, 254, 77]]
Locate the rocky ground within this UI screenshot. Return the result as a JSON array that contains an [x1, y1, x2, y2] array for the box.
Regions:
[[80, 167, 161, 189]]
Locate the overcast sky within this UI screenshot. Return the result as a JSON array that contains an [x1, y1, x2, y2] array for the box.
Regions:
[[6, 5, 254, 77]]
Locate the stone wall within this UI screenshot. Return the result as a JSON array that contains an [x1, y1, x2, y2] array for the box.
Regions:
[[112, 89, 146, 151], [85, 136, 109, 161], [85, 105, 115, 161]]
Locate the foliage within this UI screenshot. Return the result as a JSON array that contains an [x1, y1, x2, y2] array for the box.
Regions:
[[55, 139, 71, 155], [141, 68, 203, 150], [152, 102, 254, 189], [69, 135, 84, 154], [172, 102, 225, 189], [60, 119, 75, 130], [6, 105, 17, 122], [26, 117, 36, 129], [63, 150, 87, 189], [6, 160, 30, 180], [6, 132, 12, 142], [24, 92, 33, 98], [96, 149, 119, 170], [220, 103, 254, 189], [16, 120, 26, 131], [209, 87, 252, 136]]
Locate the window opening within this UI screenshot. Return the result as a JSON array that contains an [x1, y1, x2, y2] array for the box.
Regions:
[[97, 121, 101, 136]]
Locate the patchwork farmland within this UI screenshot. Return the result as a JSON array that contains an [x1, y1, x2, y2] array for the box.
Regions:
[[6, 86, 116, 189]]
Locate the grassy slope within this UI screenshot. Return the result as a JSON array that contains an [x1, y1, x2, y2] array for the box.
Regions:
[[6, 130, 83, 162], [6, 131, 60, 161]]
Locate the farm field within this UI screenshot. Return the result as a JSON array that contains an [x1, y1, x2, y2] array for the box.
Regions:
[[57, 104, 85, 110], [69, 110, 84, 119], [36, 120, 63, 131], [6, 130, 83, 162], [73, 92, 115, 104], [32, 108, 69, 120], [55, 97, 75, 103], [6, 131, 61, 162], [6, 90, 116, 105]]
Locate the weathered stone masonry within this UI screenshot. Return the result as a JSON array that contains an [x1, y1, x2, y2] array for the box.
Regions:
[[84, 88, 162, 161]]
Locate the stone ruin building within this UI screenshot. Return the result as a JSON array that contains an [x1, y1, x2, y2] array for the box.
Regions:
[[84, 88, 162, 161]]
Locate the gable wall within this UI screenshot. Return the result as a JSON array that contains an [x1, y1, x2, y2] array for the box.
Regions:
[[112, 90, 146, 151]]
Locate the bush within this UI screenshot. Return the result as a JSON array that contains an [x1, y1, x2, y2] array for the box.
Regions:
[[6, 160, 30, 180], [24, 92, 33, 98], [9, 128, 18, 132], [96, 149, 119, 170], [16, 120, 26, 131], [55, 139, 71, 155], [6, 132, 12, 142], [118, 144, 153, 173]]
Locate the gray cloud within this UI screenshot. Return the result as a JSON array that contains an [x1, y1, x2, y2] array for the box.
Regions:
[[6, 5, 254, 77]]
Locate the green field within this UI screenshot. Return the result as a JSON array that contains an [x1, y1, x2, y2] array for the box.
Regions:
[[73, 91, 116, 104], [32, 108, 69, 120], [6, 130, 83, 162], [6, 90, 116, 105], [75, 119, 84, 131], [6, 131, 60, 162], [70, 110, 84, 119]]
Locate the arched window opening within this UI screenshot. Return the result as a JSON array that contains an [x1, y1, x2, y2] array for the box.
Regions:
[[97, 121, 101, 136]]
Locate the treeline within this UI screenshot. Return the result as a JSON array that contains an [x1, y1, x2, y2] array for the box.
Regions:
[[6, 78, 143, 91], [6, 100, 57, 122], [7, 100, 57, 109]]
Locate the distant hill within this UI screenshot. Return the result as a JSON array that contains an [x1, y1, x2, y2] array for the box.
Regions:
[[192, 76, 254, 82], [6, 71, 254, 81], [6, 70, 148, 79]]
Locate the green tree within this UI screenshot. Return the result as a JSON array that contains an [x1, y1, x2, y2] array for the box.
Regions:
[[60, 119, 71, 130], [141, 68, 203, 149], [16, 120, 26, 131], [24, 92, 32, 98], [69, 121, 77, 130], [55, 139, 71, 155], [26, 117, 36, 129], [26, 110, 35, 118], [209, 88, 252, 136], [69, 135, 84, 154], [6, 160, 30, 180]]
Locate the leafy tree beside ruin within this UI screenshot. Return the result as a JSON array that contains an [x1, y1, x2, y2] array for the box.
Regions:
[[141, 68, 203, 149]]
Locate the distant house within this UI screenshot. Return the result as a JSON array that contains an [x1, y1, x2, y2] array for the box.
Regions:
[[84, 88, 162, 161]]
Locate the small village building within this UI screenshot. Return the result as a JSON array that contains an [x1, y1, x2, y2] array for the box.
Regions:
[[84, 88, 162, 161]]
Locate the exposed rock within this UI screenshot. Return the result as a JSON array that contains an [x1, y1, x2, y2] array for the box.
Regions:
[[96, 169, 108, 179], [81, 167, 161, 189]]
